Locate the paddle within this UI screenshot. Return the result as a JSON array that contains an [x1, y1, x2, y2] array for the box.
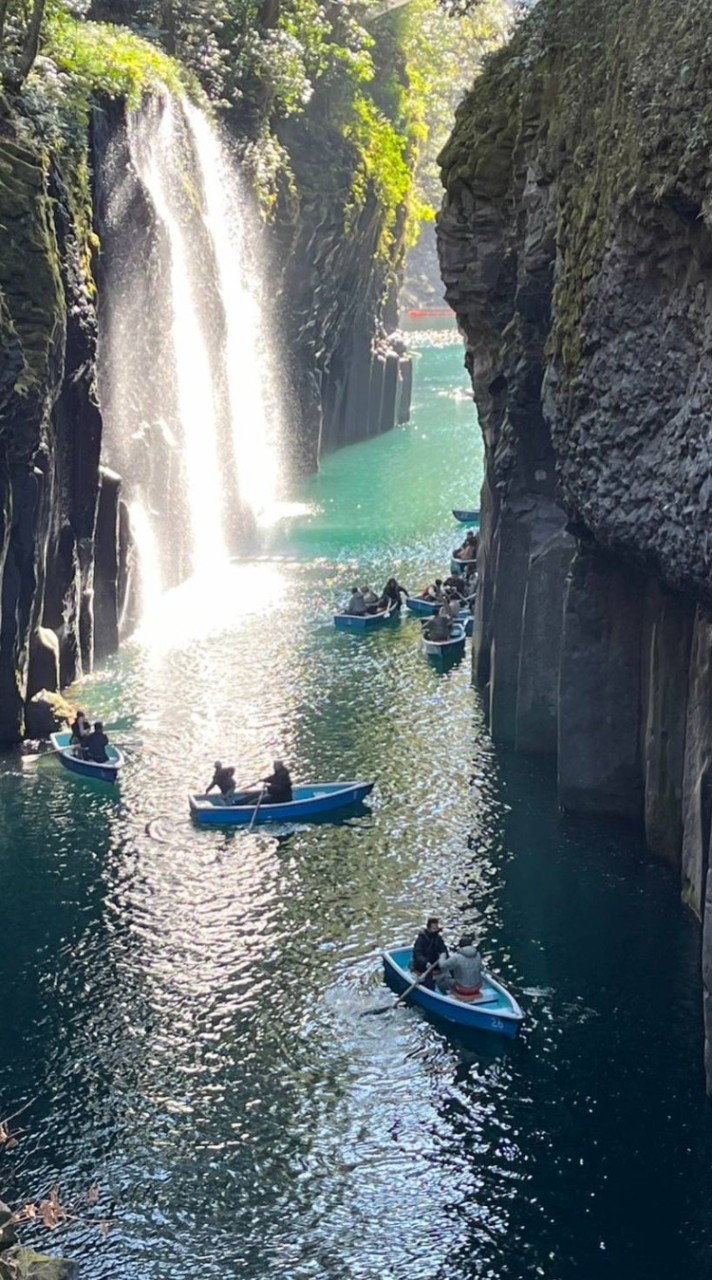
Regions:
[[246, 786, 267, 832], [361, 958, 440, 1017]]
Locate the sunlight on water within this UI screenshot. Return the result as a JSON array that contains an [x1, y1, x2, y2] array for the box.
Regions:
[[129, 97, 227, 574], [133, 561, 286, 652], [2, 340, 710, 1280]]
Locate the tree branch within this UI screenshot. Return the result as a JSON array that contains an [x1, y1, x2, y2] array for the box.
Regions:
[[4, 0, 46, 92]]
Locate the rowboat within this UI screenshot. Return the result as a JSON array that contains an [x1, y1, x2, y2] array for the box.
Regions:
[[333, 605, 396, 631], [422, 622, 466, 657], [407, 598, 474, 634], [49, 731, 124, 784], [406, 596, 441, 617], [189, 781, 375, 825], [382, 946, 523, 1037], [452, 509, 480, 525], [450, 555, 476, 575]]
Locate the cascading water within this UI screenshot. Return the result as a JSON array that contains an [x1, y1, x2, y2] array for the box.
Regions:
[[97, 91, 284, 622], [183, 102, 282, 524]]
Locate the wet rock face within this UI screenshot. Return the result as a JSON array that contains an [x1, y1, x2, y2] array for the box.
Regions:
[[273, 122, 411, 466], [0, 117, 107, 744], [437, 0, 712, 1089]]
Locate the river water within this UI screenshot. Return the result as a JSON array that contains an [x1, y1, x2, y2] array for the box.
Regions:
[[2, 332, 712, 1279]]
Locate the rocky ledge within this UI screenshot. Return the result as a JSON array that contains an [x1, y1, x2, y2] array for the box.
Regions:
[[437, 0, 712, 1088]]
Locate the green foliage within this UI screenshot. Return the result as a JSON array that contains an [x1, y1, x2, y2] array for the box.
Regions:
[[45, 9, 198, 112], [344, 91, 412, 254]]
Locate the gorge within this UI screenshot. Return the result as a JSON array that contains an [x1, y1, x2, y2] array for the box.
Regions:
[[5, 0, 712, 1275]]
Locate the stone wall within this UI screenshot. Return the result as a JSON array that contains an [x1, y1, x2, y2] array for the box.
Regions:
[[438, 0, 712, 1089]]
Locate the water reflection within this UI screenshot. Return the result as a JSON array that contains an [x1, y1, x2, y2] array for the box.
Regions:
[[1, 342, 711, 1279]]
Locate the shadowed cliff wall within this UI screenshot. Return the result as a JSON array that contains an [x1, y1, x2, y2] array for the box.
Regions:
[[438, 0, 712, 1087], [0, 104, 108, 742]]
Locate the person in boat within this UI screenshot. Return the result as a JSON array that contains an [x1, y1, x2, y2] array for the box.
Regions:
[[443, 574, 466, 597], [442, 592, 462, 621], [70, 710, 90, 744], [206, 760, 237, 803], [380, 577, 409, 610], [84, 721, 109, 764], [454, 530, 479, 561], [262, 759, 293, 803], [413, 917, 448, 989], [424, 612, 451, 642], [361, 585, 380, 613], [419, 578, 443, 601], [346, 586, 367, 616], [435, 935, 483, 1000]]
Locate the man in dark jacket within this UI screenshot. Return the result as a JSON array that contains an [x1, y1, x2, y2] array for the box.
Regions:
[[84, 722, 109, 763], [412, 917, 448, 987], [263, 760, 293, 803]]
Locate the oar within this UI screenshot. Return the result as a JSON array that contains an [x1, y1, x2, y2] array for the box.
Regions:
[[246, 786, 267, 833], [361, 958, 440, 1017]]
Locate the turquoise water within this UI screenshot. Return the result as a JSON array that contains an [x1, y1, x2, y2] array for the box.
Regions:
[[1, 332, 712, 1278]]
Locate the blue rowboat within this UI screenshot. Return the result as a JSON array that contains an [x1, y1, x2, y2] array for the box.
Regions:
[[452, 509, 480, 525], [50, 731, 124, 784], [333, 605, 396, 631], [382, 946, 523, 1037], [450, 555, 477, 575], [459, 610, 475, 637], [422, 621, 466, 658], [189, 781, 375, 826], [406, 596, 440, 617]]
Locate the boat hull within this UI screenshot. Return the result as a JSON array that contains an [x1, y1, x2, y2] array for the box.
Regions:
[[422, 623, 466, 657], [382, 947, 523, 1037], [406, 597, 440, 617], [333, 608, 396, 631], [450, 556, 476, 575], [452, 509, 480, 526], [50, 731, 124, 784], [189, 781, 375, 825]]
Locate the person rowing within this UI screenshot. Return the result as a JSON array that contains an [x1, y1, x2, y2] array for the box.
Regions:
[[84, 721, 110, 764], [239, 760, 294, 806], [412, 916, 448, 989]]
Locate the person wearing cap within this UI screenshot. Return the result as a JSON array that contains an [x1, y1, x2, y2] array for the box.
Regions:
[[261, 759, 292, 804], [435, 935, 484, 1000], [206, 760, 236, 803]]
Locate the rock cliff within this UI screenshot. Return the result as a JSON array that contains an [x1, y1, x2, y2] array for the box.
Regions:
[[438, 0, 712, 1087], [0, 99, 107, 743]]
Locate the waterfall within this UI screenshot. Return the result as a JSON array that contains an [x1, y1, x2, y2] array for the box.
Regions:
[[97, 91, 284, 620], [183, 102, 281, 525]]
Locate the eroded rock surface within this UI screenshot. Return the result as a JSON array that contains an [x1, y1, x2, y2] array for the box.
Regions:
[[437, 0, 712, 1087]]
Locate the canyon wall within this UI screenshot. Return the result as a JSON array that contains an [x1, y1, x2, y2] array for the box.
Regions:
[[0, 100, 115, 743], [437, 0, 712, 1086]]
